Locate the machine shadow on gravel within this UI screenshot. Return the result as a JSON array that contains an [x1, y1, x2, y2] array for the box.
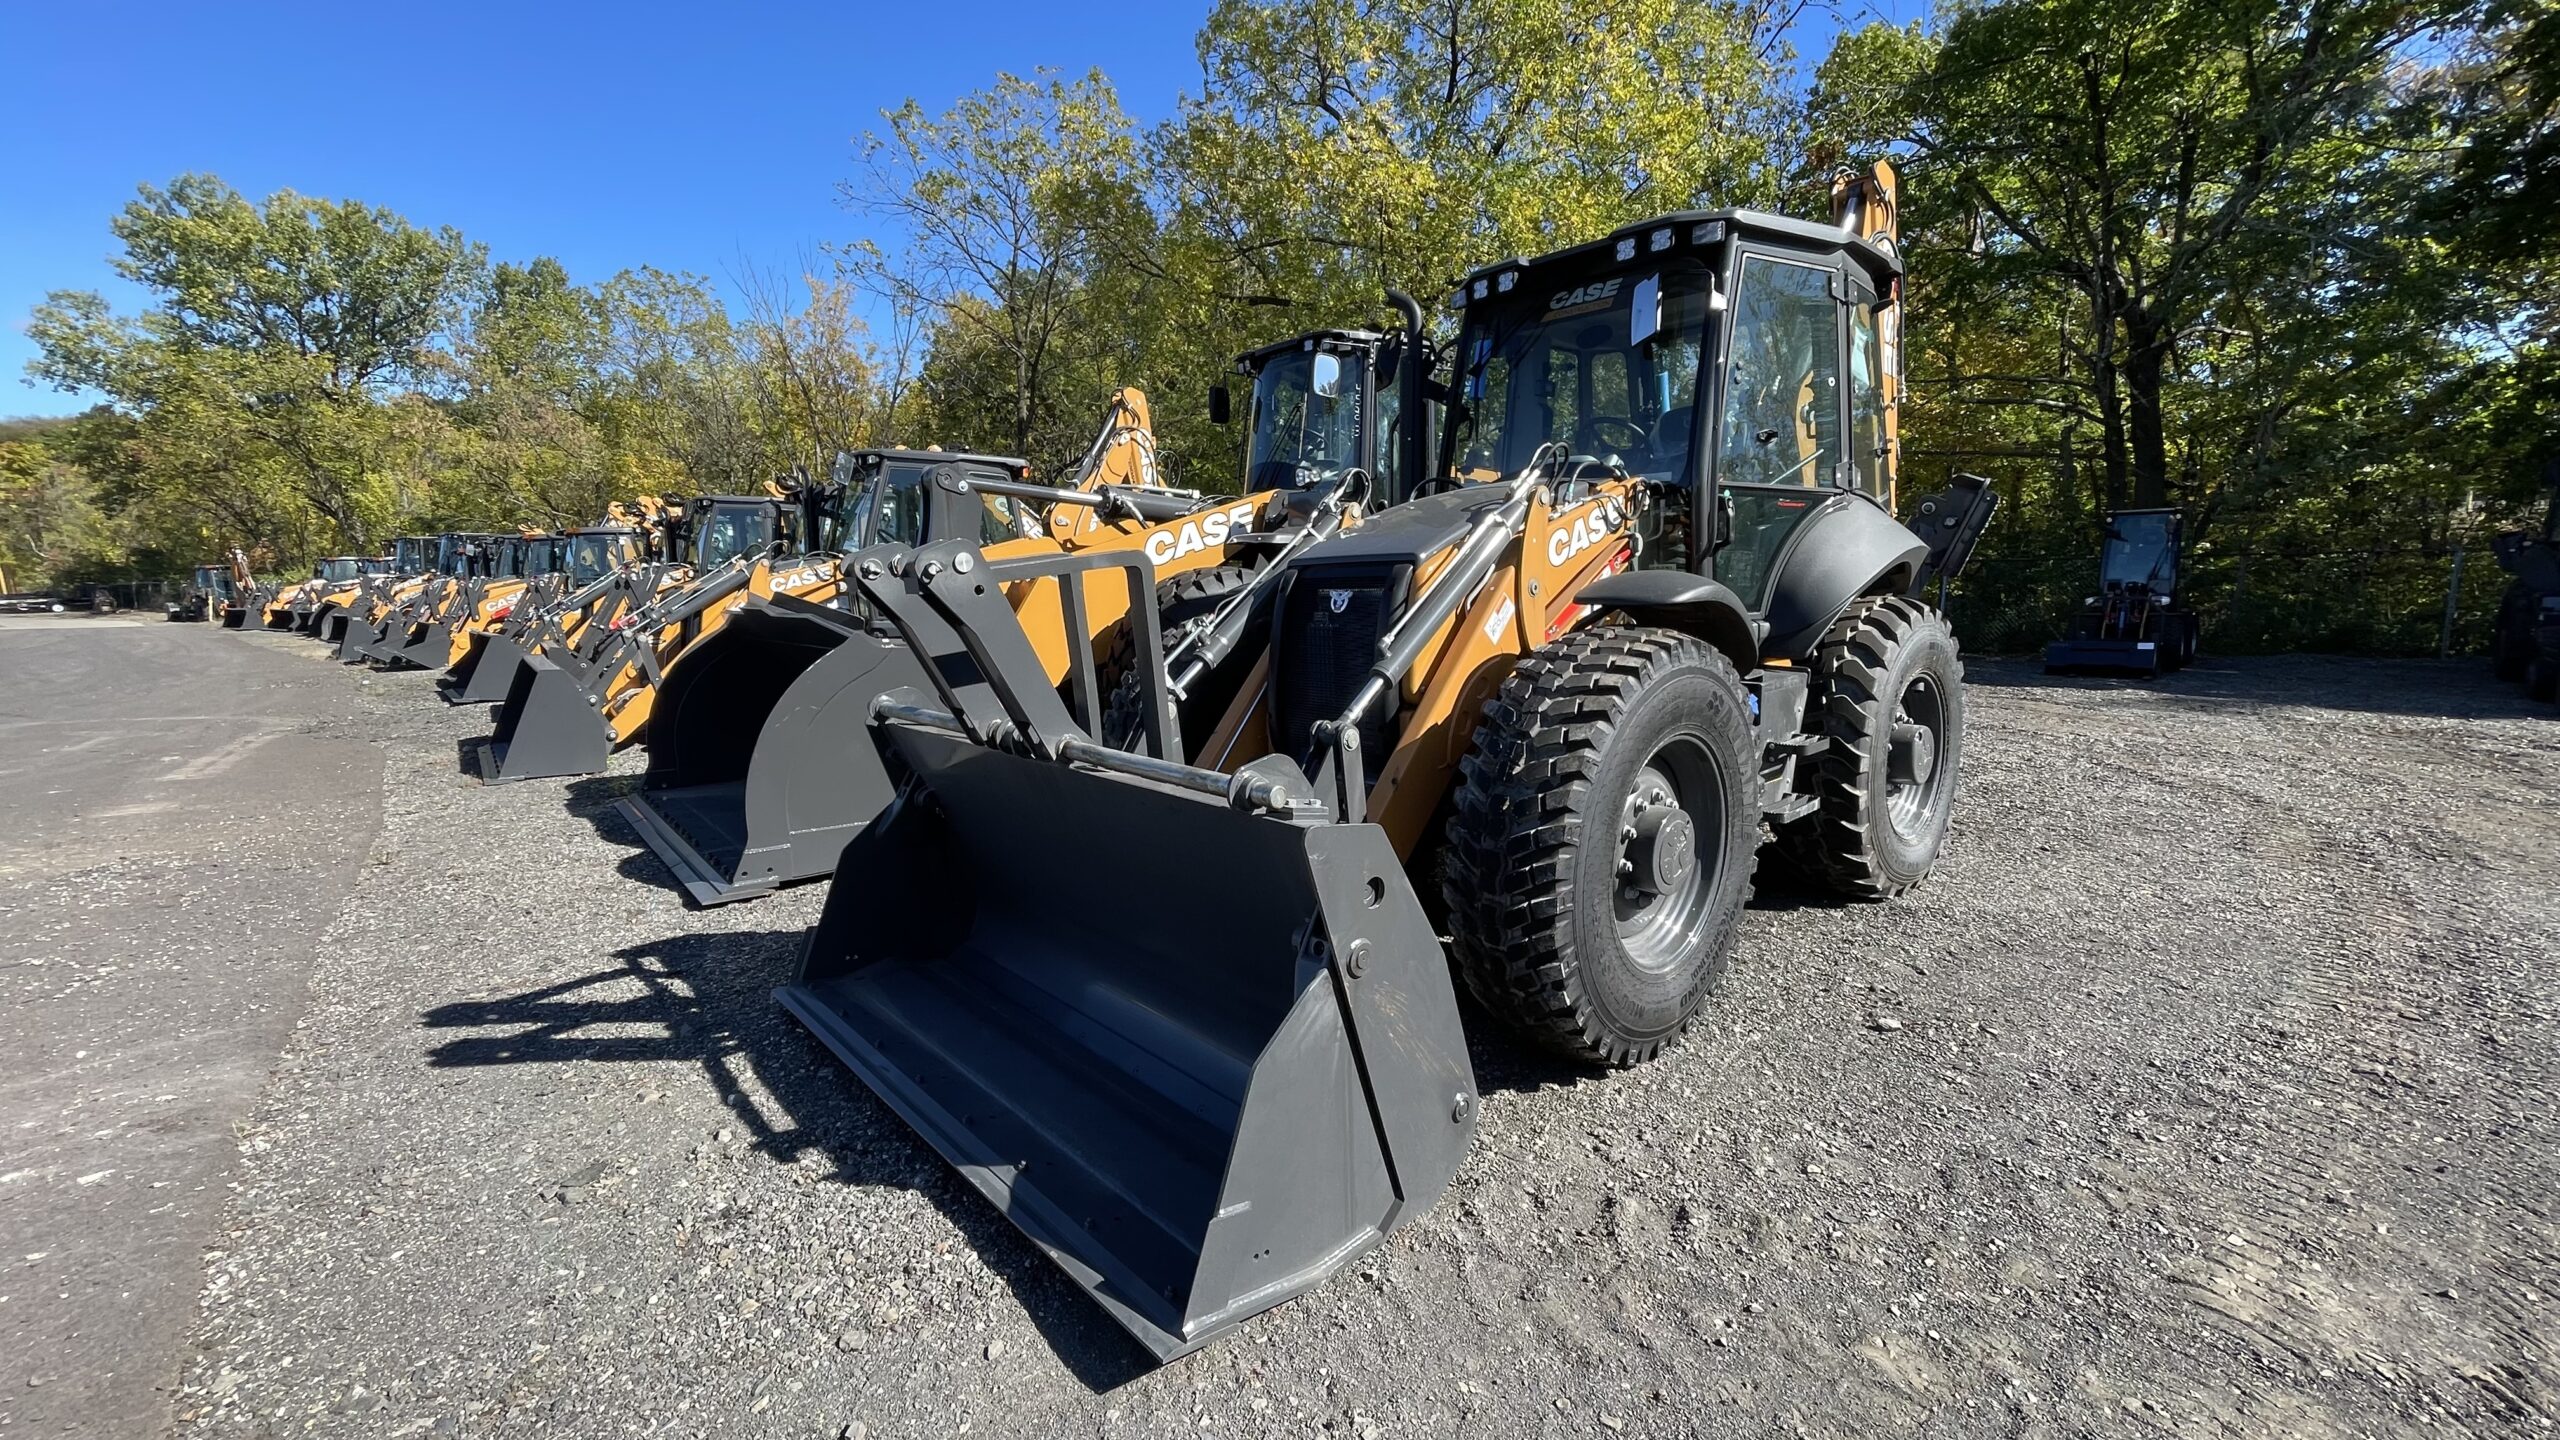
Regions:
[[414, 929, 1163, 1391], [554, 775, 695, 892]]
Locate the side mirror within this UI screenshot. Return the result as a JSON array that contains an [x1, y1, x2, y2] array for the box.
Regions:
[[1208, 385, 1231, 425], [1312, 352, 1343, 399]]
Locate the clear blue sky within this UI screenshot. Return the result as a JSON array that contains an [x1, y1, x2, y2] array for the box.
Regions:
[[1, 0, 1894, 420]]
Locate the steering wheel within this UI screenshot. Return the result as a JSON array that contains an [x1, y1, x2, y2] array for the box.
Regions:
[[1574, 416, 1651, 463]]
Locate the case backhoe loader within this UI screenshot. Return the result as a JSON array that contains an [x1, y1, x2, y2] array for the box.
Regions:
[[470, 487, 838, 781], [217, 550, 263, 629], [360, 534, 529, 668], [339, 535, 498, 661], [616, 355, 1415, 905], [320, 536, 437, 650], [440, 516, 671, 704], [379, 531, 573, 673], [262, 555, 380, 632], [777, 164, 1996, 1362]]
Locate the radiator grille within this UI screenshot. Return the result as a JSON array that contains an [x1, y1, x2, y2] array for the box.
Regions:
[[1271, 562, 1410, 770]]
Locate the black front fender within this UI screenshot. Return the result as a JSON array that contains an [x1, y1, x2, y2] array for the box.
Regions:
[[1574, 570, 1761, 675]]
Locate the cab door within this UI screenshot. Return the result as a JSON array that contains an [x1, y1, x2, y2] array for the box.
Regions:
[[1705, 248, 1851, 613]]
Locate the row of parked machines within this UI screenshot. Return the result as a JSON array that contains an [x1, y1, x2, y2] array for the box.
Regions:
[[213, 168, 2041, 1367]]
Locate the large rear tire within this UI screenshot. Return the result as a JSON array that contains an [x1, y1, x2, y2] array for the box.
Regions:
[[1441, 626, 1759, 1068], [1780, 595, 1965, 900]]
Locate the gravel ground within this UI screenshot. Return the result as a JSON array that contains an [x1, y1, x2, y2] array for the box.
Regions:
[[171, 639, 2555, 1439]]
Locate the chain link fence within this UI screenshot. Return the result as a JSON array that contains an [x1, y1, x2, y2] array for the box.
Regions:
[[1940, 545, 2493, 658]]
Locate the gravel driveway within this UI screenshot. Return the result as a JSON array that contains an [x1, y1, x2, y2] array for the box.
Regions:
[[166, 641, 2556, 1439]]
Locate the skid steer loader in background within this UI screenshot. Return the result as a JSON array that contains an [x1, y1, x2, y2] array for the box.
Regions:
[[471, 486, 837, 782], [165, 561, 235, 622], [2490, 460, 2560, 702], [615, 353, 1412, 906], [2042, 509, 2197, 676], [777, 164, 1995, 1362], [440, 519, 667, 704]]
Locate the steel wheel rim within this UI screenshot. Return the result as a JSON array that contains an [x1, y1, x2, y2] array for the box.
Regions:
[[1613, 733, 1727, 974], [1885, 673, 1950, 838]]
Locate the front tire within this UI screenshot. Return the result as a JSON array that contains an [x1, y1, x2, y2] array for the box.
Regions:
[[1441, 627, 1759, 1067], [2493, 583, 2533, 683], [1782, 595, 1965, 899], [1099, 563, 1266, 756], [2529, 620, 2560, 703]]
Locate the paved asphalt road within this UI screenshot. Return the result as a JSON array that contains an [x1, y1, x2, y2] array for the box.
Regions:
[[0, 615, 383, 1438]]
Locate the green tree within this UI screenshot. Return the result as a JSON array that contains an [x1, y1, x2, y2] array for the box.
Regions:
[[843, 70, 1145, 471], [25, 175, 484, 550], [1904, 0, 2463, 510]]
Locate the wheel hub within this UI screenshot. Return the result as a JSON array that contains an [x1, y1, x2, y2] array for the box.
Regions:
[[1626, 803, 1695, 896], [1888, 721, 1936, 786]]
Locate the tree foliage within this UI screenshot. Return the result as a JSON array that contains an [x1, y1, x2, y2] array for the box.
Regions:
[[12, 0, 2550, 655], [16, 182, 901, 581]]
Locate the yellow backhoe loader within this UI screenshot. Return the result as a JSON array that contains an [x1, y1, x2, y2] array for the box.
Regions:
[[475, 390, 1236, 785], [262, 555, 382, 632], [778, 164, 1998, 1362], [617, 319, 1430, 905], [439, 507, 676, 704], [320, 536, 438, 653], [468, 484, 845, 781], [216, 550, 262, 629], [351, 534, 517, 666]]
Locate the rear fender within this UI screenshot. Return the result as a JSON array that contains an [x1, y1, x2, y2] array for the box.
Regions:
[[1757, 498, 1928, 662]]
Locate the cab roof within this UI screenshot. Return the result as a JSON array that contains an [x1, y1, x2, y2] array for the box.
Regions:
[[844, 448, 1032, 475], [1232, 329, 1391, 373], [1452, 208, 1901, 308]]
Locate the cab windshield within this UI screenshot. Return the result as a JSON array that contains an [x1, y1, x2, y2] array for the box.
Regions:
[[319, 558, 365, 583], [1446, 261, 1714, 484], [694, 504, 777, 567], [394, 538, 432, 575], [2101, 513, 2179, 591], [565, 533, 627, 585], [1247, 350, 1369, 491]]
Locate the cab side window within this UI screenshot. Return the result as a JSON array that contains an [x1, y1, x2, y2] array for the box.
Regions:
[[1716, 257, 1842, 489], [1849, 303, 1889, 497]]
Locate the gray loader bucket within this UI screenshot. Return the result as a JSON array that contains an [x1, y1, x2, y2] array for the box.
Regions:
[[336, 615, 385, 663], [316, 605, 349, 646], [781, 720, 1479, 1363], [615, 597, 924, 905], [440, 630, 524, 704], [374, 619, 450, 671], [474, 654, 610, 783]]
